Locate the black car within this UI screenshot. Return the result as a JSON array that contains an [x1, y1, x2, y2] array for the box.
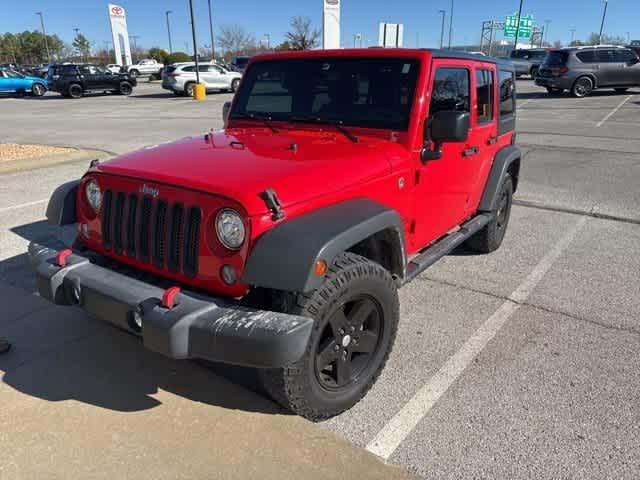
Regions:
[[535, 46, 640, 97], [46, 63, 137, 98]]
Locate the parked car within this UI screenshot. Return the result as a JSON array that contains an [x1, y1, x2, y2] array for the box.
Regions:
[[535, 45, 640, 97], [507, 48, 548, 78], [162, 62, 242, 96], [229, 55, 250, 72], [46, 63, 137, 98], [0, 68, 47, 96], [30, 49, 520, 420], [626, 41, 640, 57], [126, 59, 162, 78], [106, 64, 123, 74]]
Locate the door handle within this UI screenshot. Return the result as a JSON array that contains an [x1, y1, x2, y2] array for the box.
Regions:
[[462, 146, 479, 157]]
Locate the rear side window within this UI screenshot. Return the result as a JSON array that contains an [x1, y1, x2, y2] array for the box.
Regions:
[[498, 70, 515, 116], [476, 69, 494, 124], [544, 51, 568, 66], [164, 66, 177, 74], [182, 66, 195, 72], [429, 68, 470, 115], [530, 51, 547, 60], [576, 51, 596, 63]]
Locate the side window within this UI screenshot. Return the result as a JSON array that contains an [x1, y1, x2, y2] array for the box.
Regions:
[[597, 50, 616, 63], [429, 68, 470, 115], [78, 65, 91, 75], [576, 51, 596, 63], [614, 49, 636, 62], [208, 65, 222, 73], [498, 70, 515, 116], [476, 69, 494, 124], [182, 66, 195, 72]]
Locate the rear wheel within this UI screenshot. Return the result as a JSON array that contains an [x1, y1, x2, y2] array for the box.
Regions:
[[466, 175, 513, 254], [259, 252, 399, 421], [68, 83, 83, 99], [571, 76, 593, 98], [129, 69, 140, 78], [31, 83, 46, 97], [185, 82, 195, 97], [119, 82, 133, 95], [230, 78, 240, 92], [530, 66, 539, 78]]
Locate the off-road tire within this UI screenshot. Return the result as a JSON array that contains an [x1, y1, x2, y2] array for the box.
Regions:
[[68, 83, 83, 99], [259, 252, 399, 421], [571, 76, 594, 98], [119, 82, 133, 95], [466, 175, 513, 253]]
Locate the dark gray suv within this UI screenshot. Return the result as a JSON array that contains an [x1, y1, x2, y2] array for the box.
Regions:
[[535, 46, 640, 97]]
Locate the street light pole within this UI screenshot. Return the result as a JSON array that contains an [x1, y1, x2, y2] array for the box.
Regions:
[[188, 0, 200, 85], [439, 10, 446, 49], [598, 0, 608, 45], [207, 0, 215, 60], [35, 12, 51, 63], [570, 28, 576, 45], [166, 11, 173, 53], [543, 20, 551, 46], [265, 33, 271, 49], [513, 0, 524, 52], [447, 0, 454, 49]]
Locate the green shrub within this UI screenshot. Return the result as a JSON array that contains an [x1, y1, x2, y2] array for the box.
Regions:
[[164, 52, 191, 65]]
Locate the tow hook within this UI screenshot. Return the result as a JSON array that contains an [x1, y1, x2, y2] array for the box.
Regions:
[[260, 188, 285, 221]]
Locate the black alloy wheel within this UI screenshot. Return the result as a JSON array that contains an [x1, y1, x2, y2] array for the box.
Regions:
[[119, 82, 133, 95], [68, 84, 83, 99], [314, 295, 383, 390], [230, 78, 240, 92]]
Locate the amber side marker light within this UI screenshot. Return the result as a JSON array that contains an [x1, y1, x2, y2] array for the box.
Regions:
[[314, 259, 328, 276]]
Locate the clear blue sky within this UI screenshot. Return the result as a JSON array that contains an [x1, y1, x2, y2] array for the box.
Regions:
[[1, 0, 637, 51]]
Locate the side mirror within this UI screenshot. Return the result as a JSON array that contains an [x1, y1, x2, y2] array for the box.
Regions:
[[422, 111, 470, 162], [222, 101, 232, 124]]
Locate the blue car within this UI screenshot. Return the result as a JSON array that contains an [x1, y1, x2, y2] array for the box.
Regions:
[[0, 69, 47, 96]]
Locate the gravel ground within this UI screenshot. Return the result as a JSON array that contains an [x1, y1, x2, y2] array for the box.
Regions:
[[0, 144, 77, 162]]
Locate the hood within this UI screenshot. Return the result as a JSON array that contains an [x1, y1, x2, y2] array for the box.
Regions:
[[94, 128, 407, 215], [25, 75, 45, 83]]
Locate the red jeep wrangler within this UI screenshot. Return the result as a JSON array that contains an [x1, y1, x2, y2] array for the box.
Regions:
[[30, 49, 520, 420]]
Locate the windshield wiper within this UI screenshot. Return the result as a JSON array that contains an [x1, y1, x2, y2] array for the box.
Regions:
[[230, 112, 278, 133], [289, 115, 359, 144]]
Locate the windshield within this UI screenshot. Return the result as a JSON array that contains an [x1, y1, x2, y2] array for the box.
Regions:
[[232, 58, 420, 131]]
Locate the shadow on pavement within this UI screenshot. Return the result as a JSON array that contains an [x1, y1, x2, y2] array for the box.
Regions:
[[1, 220, 286, 417]]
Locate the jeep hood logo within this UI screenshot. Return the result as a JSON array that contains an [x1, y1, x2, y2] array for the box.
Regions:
[[140, 184, 159, 198]]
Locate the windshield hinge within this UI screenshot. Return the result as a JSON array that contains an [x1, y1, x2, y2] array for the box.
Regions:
[[260, 188, 285, 221]]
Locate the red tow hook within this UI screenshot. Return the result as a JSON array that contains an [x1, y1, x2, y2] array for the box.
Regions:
[[55, 249, 73, 267], [161, 286, 181, 309]]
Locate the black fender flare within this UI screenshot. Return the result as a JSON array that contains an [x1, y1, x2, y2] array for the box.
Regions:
[[46, 180, 79, 226], [242, 199, 406, 293], [478, 145, 521, 212]]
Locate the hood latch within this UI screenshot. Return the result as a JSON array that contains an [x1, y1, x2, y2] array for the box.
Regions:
[[260, 188, 285, 221]]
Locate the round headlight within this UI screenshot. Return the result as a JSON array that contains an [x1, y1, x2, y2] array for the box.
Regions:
[[85, 180, 102, 213], [216, 208, 245, 250]]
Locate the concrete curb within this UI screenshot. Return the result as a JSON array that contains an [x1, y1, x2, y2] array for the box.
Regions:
[[0, 146, 114, 175]]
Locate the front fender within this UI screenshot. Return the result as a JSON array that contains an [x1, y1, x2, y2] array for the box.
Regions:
[[242, 199, 406, 293], [46, 180, 80, 226]]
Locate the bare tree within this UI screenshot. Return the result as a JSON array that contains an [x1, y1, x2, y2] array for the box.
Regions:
[[217, 24, 256, 60], [285, 16, 320, 50]]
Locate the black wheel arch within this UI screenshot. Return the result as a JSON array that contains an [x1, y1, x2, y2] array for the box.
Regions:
[[478, 145, 521, 212], [46, 180, 80, 225], [242, 199, 407, 293]]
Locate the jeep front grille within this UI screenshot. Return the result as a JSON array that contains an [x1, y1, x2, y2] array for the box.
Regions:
[[102, 189, 202, 277]]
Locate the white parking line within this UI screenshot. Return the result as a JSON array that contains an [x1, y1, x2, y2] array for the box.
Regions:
[[596, 95, 632, 127], [0, 199, 48, 214], [366, 215, 588, 460], [518, 99, 534, 109]]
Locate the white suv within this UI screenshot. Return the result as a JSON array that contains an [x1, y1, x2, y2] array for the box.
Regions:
[[162, 62, 242, 96]]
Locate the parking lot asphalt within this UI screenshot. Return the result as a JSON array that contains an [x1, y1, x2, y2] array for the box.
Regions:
[[1, 79, 639, 478]]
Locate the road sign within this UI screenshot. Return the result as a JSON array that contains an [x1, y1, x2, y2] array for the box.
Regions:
[[504, 14, 533, 39]]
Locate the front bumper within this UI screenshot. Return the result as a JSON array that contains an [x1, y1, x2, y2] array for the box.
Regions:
[[28, 242, 313, 368]]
